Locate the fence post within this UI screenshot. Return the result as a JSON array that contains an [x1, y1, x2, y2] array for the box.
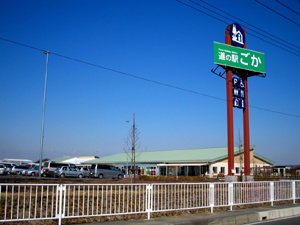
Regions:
[[58, 184, 63, 225], [146, 184, 153, 220], [270, 182, 274, 206], [209, 183, 214, 213], [228, 183, 233, 211], [292, 181, 296, 204]]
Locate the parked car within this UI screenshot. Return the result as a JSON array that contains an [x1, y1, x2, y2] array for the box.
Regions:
[[2, 163, 17, 174], [11, 165, 29, 175], [77, 166, 90, 177], [43, 162, 76, 177], [0, 164, 8, 175], [54, 166, 85, 178], [23, 166, 40, 176], [90, 164, 124, 179]]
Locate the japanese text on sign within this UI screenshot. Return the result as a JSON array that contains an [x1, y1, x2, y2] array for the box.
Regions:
[[214, 42, 265, 74]]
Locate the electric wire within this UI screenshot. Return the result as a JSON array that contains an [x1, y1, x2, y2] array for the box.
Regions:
[[0, 37, 299, 118], [176, 0, 300, 57], [254, 0, 300, 27], [0, 37, 225, 103], [188, 0, 300, 55], [275, 0, 300, 17], [194, 0, 300, 51]]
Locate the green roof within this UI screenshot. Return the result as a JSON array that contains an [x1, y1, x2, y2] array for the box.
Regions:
[[253, 152, 275, 165], [46, 156, 75, 163], [84, 145, 274, 165]]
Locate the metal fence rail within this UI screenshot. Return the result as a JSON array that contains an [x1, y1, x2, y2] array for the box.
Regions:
[[274, 181, 293, 201], [151, 183, 210, 212], [0, 183, 60, 222], [1, 180, 300, 224], [296, 181, 300, 199], [214, 182, 228, 207], [233, 181, 271, 205], [62, 184, 148, 219]]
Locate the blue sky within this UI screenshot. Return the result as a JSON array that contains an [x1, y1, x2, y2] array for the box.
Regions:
[[0, 0, 299, 165]]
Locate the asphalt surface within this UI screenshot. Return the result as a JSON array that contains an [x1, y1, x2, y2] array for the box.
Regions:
[[73, 203, 300, 225]]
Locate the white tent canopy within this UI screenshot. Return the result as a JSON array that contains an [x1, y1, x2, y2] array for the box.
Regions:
[[0, 158, 33, 165]]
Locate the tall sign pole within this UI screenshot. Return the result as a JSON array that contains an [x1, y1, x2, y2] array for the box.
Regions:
[[214, 22, 266, 181], [240, 27, 250, 177], [225, 25, 234, 176]]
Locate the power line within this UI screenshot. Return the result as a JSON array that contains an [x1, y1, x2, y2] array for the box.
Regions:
[[194, 0, 300, 51], [0, 37, 225, 102], [254, 0, 300, 27], [0, 37, 299, 118], [177, 0, 300, 57], [275, 0, 300, 16]]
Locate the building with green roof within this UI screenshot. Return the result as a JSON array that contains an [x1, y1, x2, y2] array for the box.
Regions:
[[83, 146, 274, 177]]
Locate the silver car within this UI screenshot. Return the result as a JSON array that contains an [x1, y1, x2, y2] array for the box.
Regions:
[[24, 166, 40, 176], [0, 164, 7, 175], [2, 163, 17, 174], [77, 166, 90, 177], [54, 166, 84, 178], [11, 165, 29, 175]]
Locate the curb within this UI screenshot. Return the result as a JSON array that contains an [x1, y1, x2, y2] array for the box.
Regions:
[[256, 206, 300, 222], [74, 204, 300, 225]]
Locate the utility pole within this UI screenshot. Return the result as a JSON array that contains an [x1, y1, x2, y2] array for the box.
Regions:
[[39, 51, 50, 178]]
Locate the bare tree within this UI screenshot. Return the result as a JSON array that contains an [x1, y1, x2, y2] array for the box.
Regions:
[[123, 113, 141, 183], [235, 129, 243, 179]]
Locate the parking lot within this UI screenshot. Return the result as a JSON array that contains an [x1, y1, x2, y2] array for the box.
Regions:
[[0, 162, 127, 183]]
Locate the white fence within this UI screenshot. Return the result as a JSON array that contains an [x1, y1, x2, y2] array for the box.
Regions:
[[1, 181, 300, 224]]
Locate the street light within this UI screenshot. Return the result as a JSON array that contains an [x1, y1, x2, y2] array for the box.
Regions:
[[39, 51, 50, 178]]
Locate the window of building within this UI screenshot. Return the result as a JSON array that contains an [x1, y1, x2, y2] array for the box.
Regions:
[[213, 167, 218, 174], [221, 167, 225, 174], [160, 167, 166, 176], [236, 167, 240, 174]]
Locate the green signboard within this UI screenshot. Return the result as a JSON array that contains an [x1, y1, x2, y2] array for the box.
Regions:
[[214, 42, 265, 74]]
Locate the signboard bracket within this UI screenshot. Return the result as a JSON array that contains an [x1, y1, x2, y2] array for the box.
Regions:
[[255, 73, 266, 78], [211, 65, 226, 79], [211, 65, 266, 79]]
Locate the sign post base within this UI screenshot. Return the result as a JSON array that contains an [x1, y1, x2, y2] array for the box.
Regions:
[[225, 175, 238, 182], [242, 175, 254, 182]]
